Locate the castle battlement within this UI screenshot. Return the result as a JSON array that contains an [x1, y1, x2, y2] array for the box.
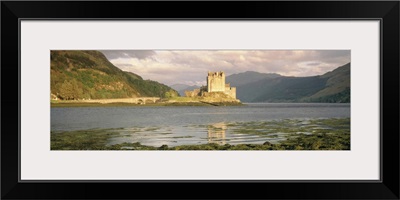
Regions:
[[208, 71, 224, 77]]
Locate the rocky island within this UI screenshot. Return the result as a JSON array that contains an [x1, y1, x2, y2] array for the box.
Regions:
[[165, 71, 241, 106]]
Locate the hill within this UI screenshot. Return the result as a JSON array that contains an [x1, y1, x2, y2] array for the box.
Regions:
[[226, 63, 350, 103], [226, 71, 281, 87], [303, 63, 350, 102], [170, 84, 192, 91], [51, 50, 178, 100]]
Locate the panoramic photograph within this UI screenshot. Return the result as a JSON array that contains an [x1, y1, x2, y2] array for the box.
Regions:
[[51, 50, 350, 150]]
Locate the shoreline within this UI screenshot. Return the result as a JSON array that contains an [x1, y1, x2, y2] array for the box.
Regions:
[[50, 100, 350, 108], [51, 100, 243, 107]]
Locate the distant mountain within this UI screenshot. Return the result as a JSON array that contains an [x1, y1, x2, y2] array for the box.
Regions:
[[170, 84, 191, 91], [226, 71, 281, 86], [170, 84, 201, 96], [51, 50, 178, 100], [227, 63, 350, 103]]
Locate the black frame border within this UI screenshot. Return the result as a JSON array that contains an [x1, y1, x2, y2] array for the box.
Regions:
[[2, 1, 399, 199]]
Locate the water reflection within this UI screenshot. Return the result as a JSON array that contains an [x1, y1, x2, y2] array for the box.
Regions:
[[207, 122, 227, 145]]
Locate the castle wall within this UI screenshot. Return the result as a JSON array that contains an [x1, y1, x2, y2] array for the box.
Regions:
[[224, 86, 236, 99]]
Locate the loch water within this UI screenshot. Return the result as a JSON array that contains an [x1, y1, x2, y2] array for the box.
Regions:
[[51, 103, 350, 147]]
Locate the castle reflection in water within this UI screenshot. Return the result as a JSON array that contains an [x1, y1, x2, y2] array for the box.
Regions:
[[207, 122, 227, 145]]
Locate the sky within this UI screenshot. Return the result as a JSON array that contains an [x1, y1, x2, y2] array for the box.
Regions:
[[100, 50, 350, 86]]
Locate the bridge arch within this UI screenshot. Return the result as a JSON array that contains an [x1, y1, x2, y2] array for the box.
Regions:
[[137, 99, 145, 104], [136, 97, 160, 104]]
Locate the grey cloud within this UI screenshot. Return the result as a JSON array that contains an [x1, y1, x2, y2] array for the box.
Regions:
[[313, 50, 351, 64], [317, 50, 350, 58], [307, 62, 322, 66], [100, 50, 156, 60], [139, 69, 208, 86], [104, 50, 351, 85]]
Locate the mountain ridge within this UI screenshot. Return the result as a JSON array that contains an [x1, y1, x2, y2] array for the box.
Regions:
[[51, 50, 178, 100], [225, 63, 350, 103]]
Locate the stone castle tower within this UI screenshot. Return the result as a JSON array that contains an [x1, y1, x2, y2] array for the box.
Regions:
[[185, 71, 237, 99], [207, 71, 236, 99], [207, 71, 226, 92]]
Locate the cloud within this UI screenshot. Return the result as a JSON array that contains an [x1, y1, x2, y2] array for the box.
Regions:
[[103, 50, 351, 85], [100, 50, 155, 60], [306, 62, 321, 66]]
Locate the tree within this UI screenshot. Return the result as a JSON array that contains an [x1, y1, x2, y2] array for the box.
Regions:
[[59, 79, 83, 100], [164, 89, 178, 98]]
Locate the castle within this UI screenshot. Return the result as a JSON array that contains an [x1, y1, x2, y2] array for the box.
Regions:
[[185, 71, 237, 99]]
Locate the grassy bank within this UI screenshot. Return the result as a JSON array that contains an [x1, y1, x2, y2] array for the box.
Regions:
[[51, 101, 243, 107], [51, 98, 243, 107], [51, 118, 350, 150]]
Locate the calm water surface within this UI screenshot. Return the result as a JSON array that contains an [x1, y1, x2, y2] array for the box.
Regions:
[[51, 103, 350, 147]]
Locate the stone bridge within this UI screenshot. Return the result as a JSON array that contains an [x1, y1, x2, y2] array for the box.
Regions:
[[132, 97, 160, 104], [80, 97, 161, 104]]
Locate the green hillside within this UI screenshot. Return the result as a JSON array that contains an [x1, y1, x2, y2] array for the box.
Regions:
[[226, 71, 281, 87], [229, 63, 350, 103], [51, 50, 178, 100], [237, 76, 328, 102], [302, 63, 350, 102]]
